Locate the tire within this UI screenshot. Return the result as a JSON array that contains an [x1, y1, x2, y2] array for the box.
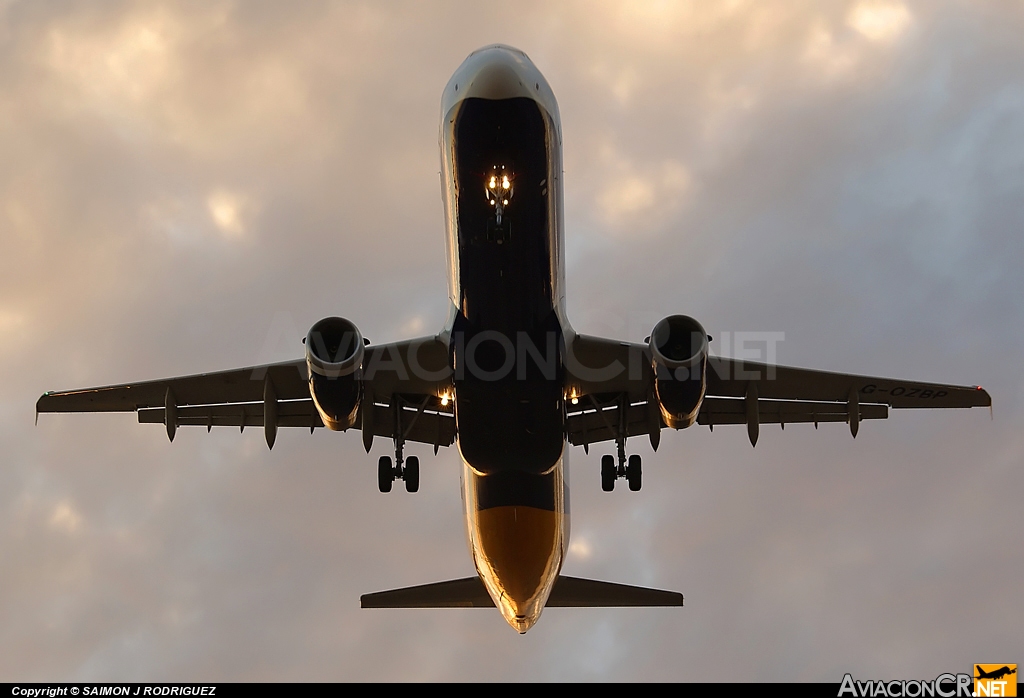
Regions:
[[601, 454, 615, 492], [378, 455, 393, 493], [627, 454, 642, 491], [404, 455, 420, 493]]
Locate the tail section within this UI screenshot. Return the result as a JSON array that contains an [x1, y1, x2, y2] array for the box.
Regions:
[[547, 576, 684, 607], [361, 576, 492, 608], [361, 575, 683, 608]]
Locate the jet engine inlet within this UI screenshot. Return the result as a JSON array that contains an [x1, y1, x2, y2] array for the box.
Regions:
[[649, 315, 708, 429], [306, 317, 364, 431]]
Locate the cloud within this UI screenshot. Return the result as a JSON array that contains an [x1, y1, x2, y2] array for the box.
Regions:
[[593, 148, 691, 233], [567, 535, 592, 561], [45, 11, 178, 106], [2, 0, 1021, 682], [847, 0, 913, 43], [206, 190, 247, 238], [49, 500, 83, 535], [0, 307, 26, 342]]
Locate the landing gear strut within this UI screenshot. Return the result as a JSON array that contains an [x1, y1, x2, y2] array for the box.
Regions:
[[597, 394, 643, 492], [377, 395, 428, 493]]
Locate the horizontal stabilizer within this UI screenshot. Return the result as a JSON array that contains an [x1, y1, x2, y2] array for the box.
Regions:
[[548, 575, 683, 607], [361, 576, 492, 608], [361, 575, 683, 609]]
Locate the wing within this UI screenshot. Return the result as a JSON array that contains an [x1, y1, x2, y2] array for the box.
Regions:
[[704, 356, 991, 409], [36, 336, 456, 450], [563, 334, 991, 448]]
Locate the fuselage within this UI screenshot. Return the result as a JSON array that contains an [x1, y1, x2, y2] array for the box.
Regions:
[[439, 45, 570, 633]]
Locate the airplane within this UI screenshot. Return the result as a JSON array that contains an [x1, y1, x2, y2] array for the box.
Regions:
[[976, 666, 1017, 681], [36, 45, 992, 634]]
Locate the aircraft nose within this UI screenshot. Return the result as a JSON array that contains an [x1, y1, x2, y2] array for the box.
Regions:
[[441, 45, 560, 130], [511, 614, 534, 634], [460, 56, 531, 101], [446, 45, 539, 105]]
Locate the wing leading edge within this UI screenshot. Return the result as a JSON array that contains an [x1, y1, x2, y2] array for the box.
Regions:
[[36, 336, 457, 449], [564, 335, 990, 448]]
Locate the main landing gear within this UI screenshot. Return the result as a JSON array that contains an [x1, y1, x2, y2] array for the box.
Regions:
[[599, 394, 642, 492], [378, 454, 419, 493], [601, 453, 642, 492], [377, 395, 422, 493]]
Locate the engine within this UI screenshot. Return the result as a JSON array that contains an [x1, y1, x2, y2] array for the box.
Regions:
[[306, 317, 364, 431], [649, 315, 708, 429]]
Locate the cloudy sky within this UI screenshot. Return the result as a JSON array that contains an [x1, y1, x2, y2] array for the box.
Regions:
[[2, 0, 1021, 682]]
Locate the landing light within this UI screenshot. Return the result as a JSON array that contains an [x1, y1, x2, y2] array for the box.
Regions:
[[485, 166, 514, 225]]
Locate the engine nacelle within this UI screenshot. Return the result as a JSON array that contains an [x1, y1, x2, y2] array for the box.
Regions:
[[306, 317, 364, 431], [649, 315, 708, 429]]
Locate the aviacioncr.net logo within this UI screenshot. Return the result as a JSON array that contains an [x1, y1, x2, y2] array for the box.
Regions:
[[974, 665, 1017, 698], [838, 673, 973, 698]]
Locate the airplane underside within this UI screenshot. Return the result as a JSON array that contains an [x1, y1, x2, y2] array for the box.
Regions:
[[35, 45, 991, 635]]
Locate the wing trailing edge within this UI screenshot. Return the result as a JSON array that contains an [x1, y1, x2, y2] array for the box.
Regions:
[[360, 575, 683, 608]]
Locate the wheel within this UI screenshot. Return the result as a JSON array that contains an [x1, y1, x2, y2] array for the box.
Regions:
[[601, 454, 615, 492], [377, 455, 393, 493], [404, 455, 419, 493], [627, 454, 642, 491]]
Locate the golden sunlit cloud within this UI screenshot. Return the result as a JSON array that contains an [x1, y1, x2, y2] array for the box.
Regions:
[[46, 13, 178, 106], [802, 21, 859, 79], [0, 309, 26, 334], [40, 5, 314, 160], [601, 0, 749, 46], [602, 176, 655, 217], [803, 2, 911, 82], [0, 308, 27, 354], [399, 315, 426, 337], [588, 62, 639, 106], [568, 536, 593, 561], [597, 159, 691, 231], [207, 190, 246, 237], [847, 0, 913, 43], [49, 500, 83, 535]]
